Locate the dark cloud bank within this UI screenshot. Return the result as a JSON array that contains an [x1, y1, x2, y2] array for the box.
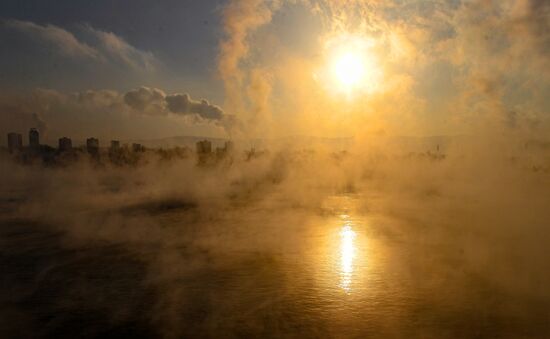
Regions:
[[124, 87, 226, 121]]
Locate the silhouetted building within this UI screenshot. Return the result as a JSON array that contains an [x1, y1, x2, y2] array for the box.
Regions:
[[132, 143, 145, 152], [29, 128, 39, 148], [224, 141, 234, 153], [7, 133, 23, 152], [110, 140, 120, 150], [196, 140, 212, 154], [86, 137, 99, 155], [108, 140, 124, 164], [196, 140, 213, 165], [246, 147, 257, 161], [58, 137, 72, 152], [215, 141, 235, 159]]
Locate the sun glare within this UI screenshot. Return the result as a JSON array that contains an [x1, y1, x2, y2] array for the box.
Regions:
[[320, 34, 381, 97], [333, 52, 366, 90]]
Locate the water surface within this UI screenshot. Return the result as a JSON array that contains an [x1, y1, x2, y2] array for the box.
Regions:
[[1, 193, 549, 338]]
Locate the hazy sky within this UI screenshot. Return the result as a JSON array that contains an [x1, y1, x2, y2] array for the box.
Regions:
[[0, 0, 548, 142], [0, 0, 224, 94]]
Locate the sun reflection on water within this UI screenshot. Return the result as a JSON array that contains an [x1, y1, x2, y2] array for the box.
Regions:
[[339, 215, 356, 292]]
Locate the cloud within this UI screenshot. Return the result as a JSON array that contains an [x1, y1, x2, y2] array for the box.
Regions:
[[80, 24, 159, 71], [0, 19, 161, 90], [165, 94, 224, 120], [123, 87, 232, 124], [218, 0, 277, 116], [2, 19, 159, 71], [124, 87, 166, 112], [212, 0, 549, 138], [3, 19, 99, 59], [120, 87, 235, 132]]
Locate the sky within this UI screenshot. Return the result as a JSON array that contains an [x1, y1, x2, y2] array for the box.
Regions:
[[0, 0, 548, 143]]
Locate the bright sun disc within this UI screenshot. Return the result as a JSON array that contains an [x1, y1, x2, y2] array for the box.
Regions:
[[333, 52, 366, 89], [320, 34, 381, 96]]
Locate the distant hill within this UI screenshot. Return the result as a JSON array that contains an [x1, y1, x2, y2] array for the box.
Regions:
[[126, 136, 229, 149], [125, 135, 355, 150], [123, 134, 549, 154], [124, 134, 459, 152]]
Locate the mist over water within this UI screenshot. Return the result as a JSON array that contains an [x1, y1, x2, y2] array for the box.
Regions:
[[1, 142, 549, 338]]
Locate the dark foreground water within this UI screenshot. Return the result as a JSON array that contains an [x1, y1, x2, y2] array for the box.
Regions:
[[1, 194, 549, 338]]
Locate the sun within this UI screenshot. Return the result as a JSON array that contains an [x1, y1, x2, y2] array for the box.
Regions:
[[319, 34, 382, 96], [333, 52, 366, 90]]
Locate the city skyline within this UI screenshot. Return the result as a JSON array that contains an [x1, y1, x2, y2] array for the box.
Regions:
[[5, 127, 236, 159]]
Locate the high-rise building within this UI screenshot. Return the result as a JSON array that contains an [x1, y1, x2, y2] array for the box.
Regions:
[[215, 147, 225, 157], [7, 132, 23, 152], [224, 141, 234, 153], [86, 137, 99, 154], [132, 143, 144, 152], [110, 140, 120, 150], [58, 137, 72, 152], [196, 140, 212, 154], [29, 128, 39, 148]]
